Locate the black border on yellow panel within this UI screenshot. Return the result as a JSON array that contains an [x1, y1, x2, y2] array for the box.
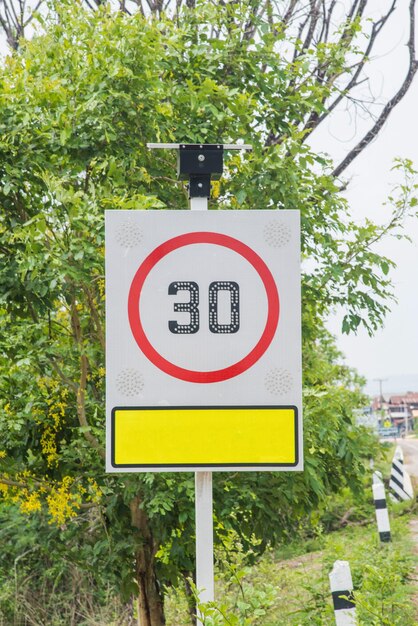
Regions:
[[111, 405, 299, 469]]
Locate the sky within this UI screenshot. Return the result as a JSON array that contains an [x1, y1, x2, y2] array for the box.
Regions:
[[309, 2, 418, 397]]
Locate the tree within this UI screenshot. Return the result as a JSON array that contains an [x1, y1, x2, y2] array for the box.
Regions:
[[2, 0, 417, 180], [0, 2, 417, 625]]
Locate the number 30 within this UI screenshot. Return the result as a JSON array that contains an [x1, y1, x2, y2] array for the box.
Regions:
[[168, 281, 240, 335]]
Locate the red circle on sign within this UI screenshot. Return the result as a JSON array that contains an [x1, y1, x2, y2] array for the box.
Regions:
[[128, 232, 279, 383]]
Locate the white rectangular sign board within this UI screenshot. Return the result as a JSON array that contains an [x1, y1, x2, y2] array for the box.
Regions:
[[105, 210, 302, 472]]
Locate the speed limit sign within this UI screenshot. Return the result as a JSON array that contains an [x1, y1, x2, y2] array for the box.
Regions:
[[105, 210, 302, 472]]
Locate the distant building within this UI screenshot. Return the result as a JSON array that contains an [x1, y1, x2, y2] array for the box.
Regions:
[[371, 391, 417, 432], [389, 392, 418, 418]]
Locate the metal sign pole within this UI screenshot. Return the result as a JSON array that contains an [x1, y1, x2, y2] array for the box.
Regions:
[[146, 142, 252, 622], [195, 471, 214, 615]]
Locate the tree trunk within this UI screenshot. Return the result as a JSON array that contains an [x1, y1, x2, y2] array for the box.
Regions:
[[130, 496, 166, 626]]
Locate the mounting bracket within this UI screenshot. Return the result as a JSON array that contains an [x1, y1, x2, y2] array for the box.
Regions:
[[147, 142, 252, 199]]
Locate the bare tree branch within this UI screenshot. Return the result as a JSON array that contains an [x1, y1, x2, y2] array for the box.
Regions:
[[300, 0, 321, 54], [49, 358, 79, 393], [283, 0, 298, 26], [320, 1, 397, 124], [23, 0, 43, 27], [83, 0, 97, 11], [333, 0, 418, 178], [0, 0, 46, 48], [300, 0, 368, 136]]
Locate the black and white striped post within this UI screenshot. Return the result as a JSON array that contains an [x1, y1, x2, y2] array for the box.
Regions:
[[389, 445, 414, 502], [329, 560, 356, 625], [372, 475, 391, 542]]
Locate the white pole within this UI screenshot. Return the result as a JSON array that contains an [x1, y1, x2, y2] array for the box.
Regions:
[[372, 470, 383, 485], [195, 472, 214, 608], [190, 193, 215, 620], [329, 561, 356, 626], [190, 196, 209, 211], [372, 482, 391, 542]]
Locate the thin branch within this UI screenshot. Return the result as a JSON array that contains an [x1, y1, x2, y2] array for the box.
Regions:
[[83, 0, 97, 10], [76, 350, 105, 458], [346, 0, 363, 21], [82, 285, 105, 351], [283, 0, 298, 25], [322, 0, 337, 43], [293, 8, 312, 62], [0, 0, 47, 48], [118, 0, 132, 15], [300, 0, 368, 136], [23, 1, 44, 28], [8, 0, 20, 27], [0, 476, 41, 489], [300, 0, 322, 54], [243, 1, 262, 41], [48, 358, 78, 393], [320, 0, 397, 124], [333, 0, 418, 178], [71, 302, 105, 458]]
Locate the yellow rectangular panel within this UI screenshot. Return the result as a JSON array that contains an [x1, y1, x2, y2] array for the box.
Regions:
[[112, 406, 297, 468]]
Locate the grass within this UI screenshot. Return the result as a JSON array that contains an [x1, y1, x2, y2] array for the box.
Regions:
[[165, 511, 417, 625]]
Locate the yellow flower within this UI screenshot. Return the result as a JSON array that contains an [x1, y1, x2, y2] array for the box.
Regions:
[[40, 426, 58, 467], [98, 278, 105, 299], [87, 478, 102, 503], [211, 180, 221, 198], [47, 476, 79, 525], [20, 492, 42, 514]]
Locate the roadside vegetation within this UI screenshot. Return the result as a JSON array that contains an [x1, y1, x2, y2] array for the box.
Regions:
[[193, 515, 417, 626], [1, 482, 415, 624], [1, 447, 416, 624], [165, 456, 417, 625]]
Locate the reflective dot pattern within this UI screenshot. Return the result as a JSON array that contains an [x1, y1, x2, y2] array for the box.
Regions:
[[263, 221, 292, 248], [115, 221, 143, 248], [116, 369, 144, 396], [265, 368, 293, 395], [209, 281, 240, 334], [168, 281, 199, 334]]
